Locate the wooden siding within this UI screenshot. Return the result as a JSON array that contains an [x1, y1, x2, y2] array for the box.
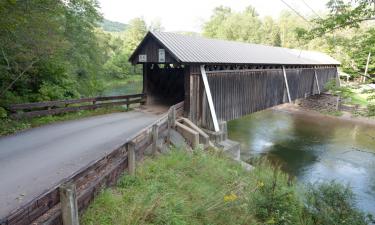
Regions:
[[131, 37, 177, 64], [199, 67, 337, 130]]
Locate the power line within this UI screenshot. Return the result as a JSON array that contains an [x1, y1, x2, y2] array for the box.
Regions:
[[279, 0, 311, 23], [299, 0, 322, 19]]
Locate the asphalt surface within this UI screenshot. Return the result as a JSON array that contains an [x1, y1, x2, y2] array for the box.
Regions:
[[0, 111, 159, 218]]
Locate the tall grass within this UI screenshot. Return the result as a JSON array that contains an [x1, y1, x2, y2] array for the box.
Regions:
[[81, 148, 372, 225]]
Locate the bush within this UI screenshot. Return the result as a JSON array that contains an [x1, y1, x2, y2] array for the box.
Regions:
[[367, 104, 375, 117], [0, 107, 8, 119], [303, 181, 371, 225], [248, 161, 302, 225], [325, 79, 353, 99]]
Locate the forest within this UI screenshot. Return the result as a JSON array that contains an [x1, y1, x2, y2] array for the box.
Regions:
[[0, 0, 374, 116]]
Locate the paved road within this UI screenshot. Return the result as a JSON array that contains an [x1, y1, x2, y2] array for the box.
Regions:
[[0, 111, 160, 218]]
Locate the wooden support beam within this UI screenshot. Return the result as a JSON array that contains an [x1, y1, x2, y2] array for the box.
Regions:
[[336, 67, 341, 87], [60, 182, 79, 225], [314, 67, 321, 95], [175, 121, 199, 149], [364, 52, 371, 83], [200, 65, 220, 132], [152, 124, 159, 155], [127, 142, 136, 175], [282, 66, 292, 103], [167, 106, 176, 145]]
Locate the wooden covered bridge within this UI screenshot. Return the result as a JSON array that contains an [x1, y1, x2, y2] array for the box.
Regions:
[[129, 31, 340, 132]]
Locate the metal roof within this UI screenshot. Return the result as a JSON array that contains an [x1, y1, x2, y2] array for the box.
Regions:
[[142, 31, 340, 65]]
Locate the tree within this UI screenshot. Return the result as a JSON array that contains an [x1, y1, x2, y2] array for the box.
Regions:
[[124, 18, 147, 52], [300, 0, 375, 39], [0, 0, 106, 105], [261, 17, 282, 47], [203, 6, 232, 38]]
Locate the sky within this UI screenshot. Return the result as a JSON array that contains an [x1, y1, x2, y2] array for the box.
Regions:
[[98, 0, 328, 32]]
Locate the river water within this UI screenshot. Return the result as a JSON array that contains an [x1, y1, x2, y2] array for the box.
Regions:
[[228, 109, 375, 214], [102, 80, 142, 96]]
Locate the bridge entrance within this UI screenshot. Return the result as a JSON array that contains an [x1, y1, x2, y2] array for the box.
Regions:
[[143, 63, 185, 108]]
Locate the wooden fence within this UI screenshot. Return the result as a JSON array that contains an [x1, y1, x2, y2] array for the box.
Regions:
[[1, 102, 184, 225], [8, 93, 146, 119]]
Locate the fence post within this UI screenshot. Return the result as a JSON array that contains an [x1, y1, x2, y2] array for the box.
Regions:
[[152, 124, 159, 155], [128, 141, 136, 175], [126, 96, 130, 110], [167, 106, 176, 145], [60, 182, 79, 225]]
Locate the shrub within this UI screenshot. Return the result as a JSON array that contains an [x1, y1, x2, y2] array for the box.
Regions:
[[325, 79, 353, 99], [248, 161, 302, 225], [0, 107, 8, 119], [367, 104, 375, 117], [303, 181, 371, 225]]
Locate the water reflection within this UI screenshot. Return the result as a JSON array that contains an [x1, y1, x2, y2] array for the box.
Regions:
[[228, 109, 375, 214]]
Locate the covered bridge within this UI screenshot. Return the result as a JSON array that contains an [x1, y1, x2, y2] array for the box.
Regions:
[[129, 31, 340, 131]]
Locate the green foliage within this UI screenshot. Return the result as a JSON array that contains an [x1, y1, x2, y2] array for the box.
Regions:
[[203, 7, 308, 48], [0, 107, 7, 119], [325, 79, 354, 99], [367, 104, 375, 117], [300, 0, 375, 39], [0, 0, 108, 107], [249, 161, 302, 225], [303, 182, 371, 225], [81, 150, 370, 225]]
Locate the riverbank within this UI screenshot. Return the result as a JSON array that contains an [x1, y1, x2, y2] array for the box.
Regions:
[[274, 99, 375, 127], [81, 148, 372, 225]]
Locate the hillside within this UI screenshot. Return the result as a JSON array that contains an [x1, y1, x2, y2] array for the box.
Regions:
[[100, 19, 128, 32]]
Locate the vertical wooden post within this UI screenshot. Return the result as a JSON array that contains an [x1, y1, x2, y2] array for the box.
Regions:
[[364, 52, 371, 83], [152, 124, 159, 155], [167, 106, 176, 145], [314, 67, 321, 95], [128, 142, 136, 175], [142, 63, 148, 105], [126, 96, 130, 110], [219, 121, 228, 141], [336, 67, 341, 87], [60, 182, 79, 225], [282, 66, 292, 103]]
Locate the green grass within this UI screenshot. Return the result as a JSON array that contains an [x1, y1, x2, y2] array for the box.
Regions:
[[319, 110, 344, 117], [81, 148, 371, 225], [350, 89, 371, 106], [0, 106, 128, 136]]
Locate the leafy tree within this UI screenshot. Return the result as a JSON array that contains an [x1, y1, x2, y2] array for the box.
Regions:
[[0, 0, 106, 106], [300, 0, 375, 38], [203, 6, 232, 38], [261, 17, 282, 47], [124, 18, 147, 52]]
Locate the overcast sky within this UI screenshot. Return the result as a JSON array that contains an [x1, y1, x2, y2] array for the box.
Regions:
[[98, 0, 328, 32]]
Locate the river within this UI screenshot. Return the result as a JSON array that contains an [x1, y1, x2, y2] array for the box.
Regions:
[[102, 80, 142, 96], [228, 109, 375, 214]]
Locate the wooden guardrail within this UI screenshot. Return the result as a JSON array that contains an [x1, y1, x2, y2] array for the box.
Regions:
[[8, 93, 146, 119], [0, 102, 184, 225]]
